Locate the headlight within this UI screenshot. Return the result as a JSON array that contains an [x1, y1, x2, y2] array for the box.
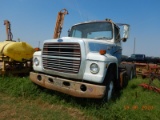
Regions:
[[33, 57, 39, 66], [90, 63, 99, 74]]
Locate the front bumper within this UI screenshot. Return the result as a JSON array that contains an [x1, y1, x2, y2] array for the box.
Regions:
[[30, 72, 106, 98]]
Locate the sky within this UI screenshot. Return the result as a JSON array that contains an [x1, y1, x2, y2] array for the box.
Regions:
[[0, 0, 160, 57]]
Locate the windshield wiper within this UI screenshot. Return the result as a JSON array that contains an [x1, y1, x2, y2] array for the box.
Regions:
[[94, 37, 111, 40]]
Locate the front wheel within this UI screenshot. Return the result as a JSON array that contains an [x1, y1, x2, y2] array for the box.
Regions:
[[102, 71, 115, 102], [107, 79, 114, 101]]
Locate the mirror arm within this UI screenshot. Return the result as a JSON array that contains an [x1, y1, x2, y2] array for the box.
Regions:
[[116, 37, 127, 42]]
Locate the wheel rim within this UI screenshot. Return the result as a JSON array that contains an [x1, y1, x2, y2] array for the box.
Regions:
[[108, 81, 114, 100]]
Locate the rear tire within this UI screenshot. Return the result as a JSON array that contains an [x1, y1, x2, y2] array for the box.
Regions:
[[121, 71, 129, 88], [125, 64, 136, 80], [119, 63, 136, 80], [132, 64, 136, 78], [126, 65, 133, 80]]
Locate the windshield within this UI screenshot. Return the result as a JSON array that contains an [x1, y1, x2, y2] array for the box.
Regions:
[[131, 54, 145, 59], [69, 22, 113, 40]]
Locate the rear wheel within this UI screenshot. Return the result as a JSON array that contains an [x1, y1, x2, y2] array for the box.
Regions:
[[126, 65, 132, 80], [125, 64, 136, 80], [132, 64, 136, 78], [119, 63, 136, 80], [121, 71, 129, 88]]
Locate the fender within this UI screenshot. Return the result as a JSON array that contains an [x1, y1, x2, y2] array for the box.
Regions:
[[83, 52, 118, 83]]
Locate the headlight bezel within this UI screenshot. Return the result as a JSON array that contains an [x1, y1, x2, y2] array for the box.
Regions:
[[90, 63, 99, 74], [33, 57, 39, 66]]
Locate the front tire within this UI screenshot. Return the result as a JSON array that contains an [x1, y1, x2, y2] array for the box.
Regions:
[[102, 68, 115, 102], [106, 77, 114, 101]]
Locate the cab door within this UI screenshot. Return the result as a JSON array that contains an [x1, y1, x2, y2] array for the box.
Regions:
[[113, 25, 122, 64]]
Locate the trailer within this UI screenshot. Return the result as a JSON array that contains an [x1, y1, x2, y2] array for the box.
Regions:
[[0, 20, 34, 75]]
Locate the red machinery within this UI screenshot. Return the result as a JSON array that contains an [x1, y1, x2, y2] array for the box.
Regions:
[[139, 73, 160, 93]]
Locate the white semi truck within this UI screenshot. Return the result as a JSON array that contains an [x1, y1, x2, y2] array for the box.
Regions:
[[30, 19, 135, 101]]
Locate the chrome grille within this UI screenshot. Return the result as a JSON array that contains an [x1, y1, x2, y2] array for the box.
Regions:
[[42, 43, 81, 73]]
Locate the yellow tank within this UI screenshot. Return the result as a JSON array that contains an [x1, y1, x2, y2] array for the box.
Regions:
[[0, 40, 35, 62]]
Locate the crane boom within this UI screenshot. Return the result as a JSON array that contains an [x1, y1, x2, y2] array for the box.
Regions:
[[53, 9, 68, 39], [4, 20, 13, 41]]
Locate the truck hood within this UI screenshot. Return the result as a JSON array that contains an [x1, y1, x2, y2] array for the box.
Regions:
[[59, 37, 118, 55]]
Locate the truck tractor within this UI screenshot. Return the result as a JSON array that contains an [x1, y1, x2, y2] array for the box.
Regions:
[[30, 18, 135, 101]]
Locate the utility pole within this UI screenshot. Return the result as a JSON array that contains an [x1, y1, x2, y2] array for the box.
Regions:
[[133, 38, 136, 54]]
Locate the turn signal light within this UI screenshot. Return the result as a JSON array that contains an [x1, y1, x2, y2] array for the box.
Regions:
[[34, 47, 41, 51], [99, 50, 106, 55]]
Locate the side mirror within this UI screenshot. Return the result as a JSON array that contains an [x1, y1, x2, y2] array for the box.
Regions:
[[68, 29, 71, 37], [116, 23, 130, 42], [122, 25, 130, 42]]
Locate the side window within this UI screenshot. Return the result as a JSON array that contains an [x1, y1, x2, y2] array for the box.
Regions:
[[114, 26, 120, 40]]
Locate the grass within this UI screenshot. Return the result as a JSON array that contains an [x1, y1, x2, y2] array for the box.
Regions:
[[0, 75, 160, 120], [0, 93, 74, 120]]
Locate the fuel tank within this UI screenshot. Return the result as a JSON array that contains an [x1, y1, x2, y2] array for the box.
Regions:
[[0, 40, 34, 62]]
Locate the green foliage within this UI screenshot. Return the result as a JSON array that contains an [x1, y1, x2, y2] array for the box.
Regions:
[[0, 76, 160, 120], [0, 76, 41, 98]]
